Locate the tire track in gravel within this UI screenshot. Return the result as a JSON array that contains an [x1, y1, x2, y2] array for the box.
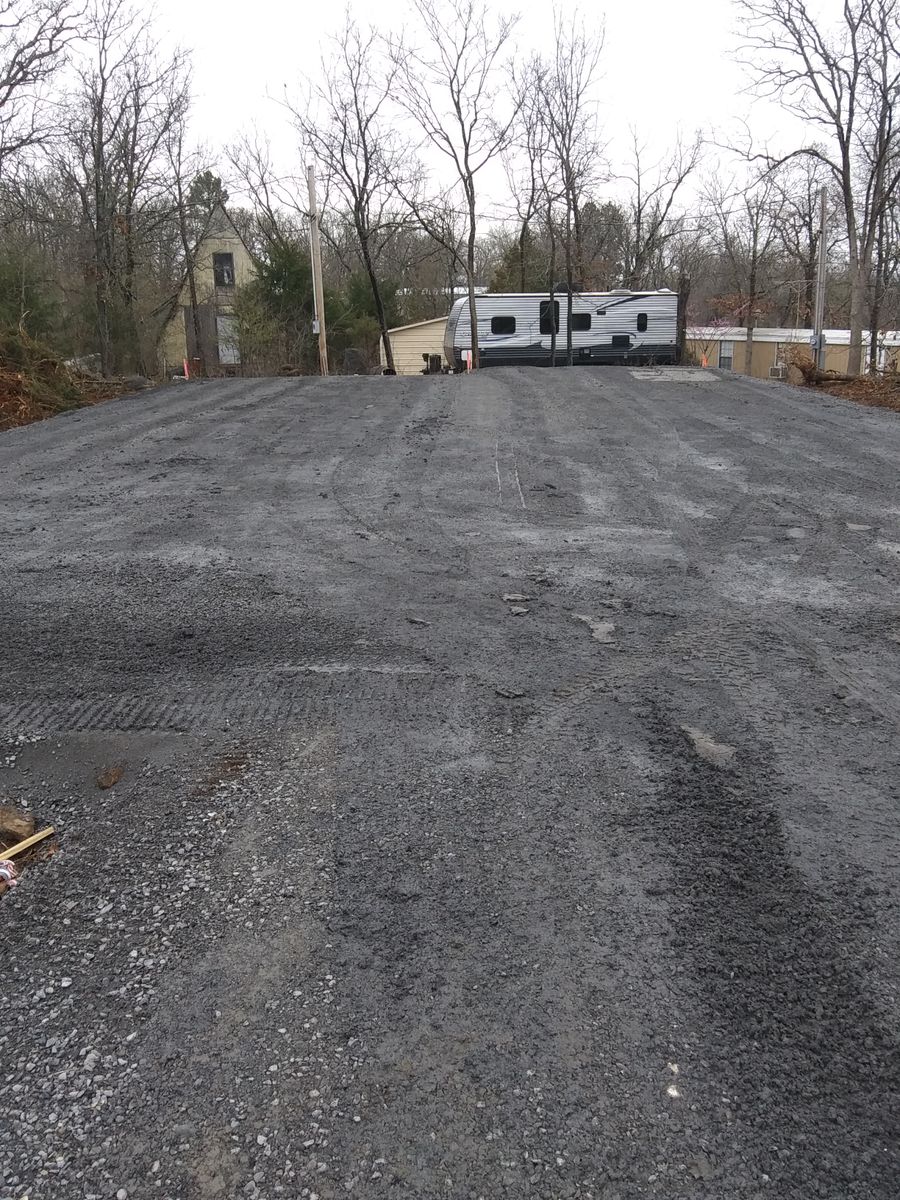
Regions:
[[643, 709, 900, 1198]]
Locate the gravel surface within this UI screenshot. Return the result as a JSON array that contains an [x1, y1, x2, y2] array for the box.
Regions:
[[1, 366, 898, 1199]]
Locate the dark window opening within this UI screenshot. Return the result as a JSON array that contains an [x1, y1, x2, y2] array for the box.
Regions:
[[213, 252, 235, 287], [571, 313, 592, 331], [491, 315, 516, 334], [637, 312, 648, 333], [539, 299, 560, 334]]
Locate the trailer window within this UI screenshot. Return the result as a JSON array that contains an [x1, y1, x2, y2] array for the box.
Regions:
[[637, 312, 648, 332], [571, 313, 591, 331], [539, 300, 559, 334], [491, 315, 516, 334]]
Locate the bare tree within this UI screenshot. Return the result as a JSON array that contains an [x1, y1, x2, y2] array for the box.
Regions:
[[228, 132, 307, 254], [505, 55, 551, 294], [708, 172, 783, 376], [0, 0, 79, 174], [117, 42, 190, 373], [766, 156, 833, 326], [57, 0, 189, 374], [165, 109, 208, 378], [738, 0, 900, 374], [620, 132, 701, 290], [537, 14, 604, 364], [391, 0, 516, 368], [868, 187, 900, 368], [537, 149, 564, 366], [291, 17, 410, 372]]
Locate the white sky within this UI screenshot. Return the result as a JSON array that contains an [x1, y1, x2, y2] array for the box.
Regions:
[[152, 0, 834, 218]]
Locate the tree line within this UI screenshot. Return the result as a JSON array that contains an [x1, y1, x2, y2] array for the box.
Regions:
[[1, 0, 899, 377]]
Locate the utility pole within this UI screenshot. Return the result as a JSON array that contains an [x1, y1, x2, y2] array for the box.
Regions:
[[307, 164, 329, 376], [812, 185, 827, 372]]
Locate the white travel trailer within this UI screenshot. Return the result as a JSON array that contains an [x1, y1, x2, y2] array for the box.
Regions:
[[443, 289, 679, 369]]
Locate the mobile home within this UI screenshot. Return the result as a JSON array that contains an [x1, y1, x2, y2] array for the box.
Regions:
[[443, 289, 679, 369]]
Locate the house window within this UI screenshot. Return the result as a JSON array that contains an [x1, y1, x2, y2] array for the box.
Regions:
[[637, 312, 648, 333], [213, 252, 235, 287], [491, 315, 516, 334], [718, 340, 734, 370], [571, 313, 592, 331], [539, 299, 559, 334]]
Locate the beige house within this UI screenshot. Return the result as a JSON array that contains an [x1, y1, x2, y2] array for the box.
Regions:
[[160, 204, 256, 376], [379, 317, 447, 375], [686, 326, 900, 378]]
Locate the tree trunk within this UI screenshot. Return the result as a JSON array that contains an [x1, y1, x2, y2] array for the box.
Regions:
[[573, 202, 584, 289], [676, 272, 690, 365], [746, 259, 757, 377], [466, 192, 479, 369], [95, 253, 112, 376], [518, 219, 528, 293], [177, 194, 206, 379], [843, 170, 866, 376], [868, 214, 886, 375], [547, 209, 557, 368], [564, 204, 573, 366], [360, 229, 394, 373], [847, 259, 867, 376], [122, 226, 147, 376], [94, 193, 113, 377], [868, 292, 881, 374]]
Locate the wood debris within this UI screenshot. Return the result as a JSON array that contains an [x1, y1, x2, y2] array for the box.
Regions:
[[2, 826, 56, 860]]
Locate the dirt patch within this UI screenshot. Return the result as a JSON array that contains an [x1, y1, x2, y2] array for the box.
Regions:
[[192, 747, 252, 797]]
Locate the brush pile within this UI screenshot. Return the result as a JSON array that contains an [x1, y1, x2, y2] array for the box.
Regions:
[[0, 327, 126, 431], [783, 345, 900, 413]]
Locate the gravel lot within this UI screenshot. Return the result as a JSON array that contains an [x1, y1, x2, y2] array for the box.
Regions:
[[1, 366, 898, 1200]]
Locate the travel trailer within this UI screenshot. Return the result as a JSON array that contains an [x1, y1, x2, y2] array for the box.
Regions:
[[443, 289, 679, 368]]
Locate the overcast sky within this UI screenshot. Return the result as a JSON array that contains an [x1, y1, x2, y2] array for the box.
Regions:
[[151, 0, 835, 217]]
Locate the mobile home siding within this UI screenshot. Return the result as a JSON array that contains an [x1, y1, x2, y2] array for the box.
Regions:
[[685, 327, 900, 379]]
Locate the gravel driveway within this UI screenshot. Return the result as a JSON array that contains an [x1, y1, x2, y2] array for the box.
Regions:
[[1, 366, 898, 1199]]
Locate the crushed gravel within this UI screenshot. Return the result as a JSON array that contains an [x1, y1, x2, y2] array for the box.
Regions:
[[1, 367, 898, 1198]]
